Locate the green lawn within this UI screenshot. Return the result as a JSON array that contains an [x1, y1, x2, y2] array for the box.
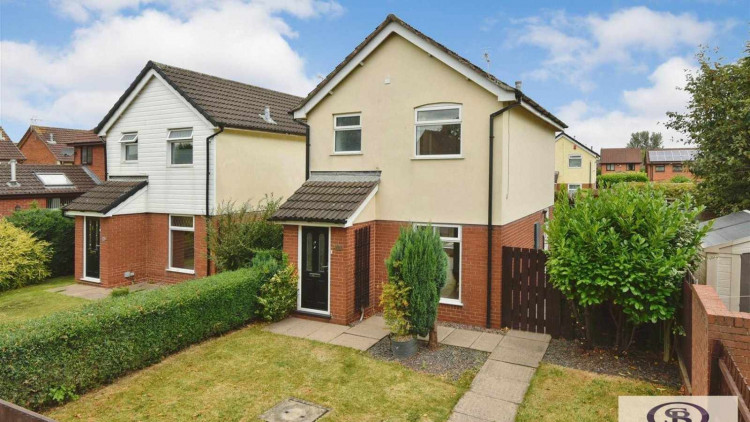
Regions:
[[0, 277, 87, 325], [48, 326, 466, 422], [516, 363, 679, 422]]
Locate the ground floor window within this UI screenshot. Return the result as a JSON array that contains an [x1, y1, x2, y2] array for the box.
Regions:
[[605, 164, 615, 171], [414, 224, 461, 304], [655, 165, 665, 172], [567, 184, 581, 194], [169, 215, 195, 272], [46, 197, 72, 209], [673, 164, 683, 172]]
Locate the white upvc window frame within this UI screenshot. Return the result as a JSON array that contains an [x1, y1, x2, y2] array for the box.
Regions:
[[414, 104, 463, 159], [414, 223, 463, 306], [567, 184, 582, 193], [332, 113, 362, 155], [167, 128, 194, 167], [568, 154, 582, 168], [167, 214, 195, 274], [120, 132, 139, 163]]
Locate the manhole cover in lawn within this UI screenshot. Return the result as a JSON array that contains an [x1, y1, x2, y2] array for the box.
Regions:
[[259, 397, 329, 422]]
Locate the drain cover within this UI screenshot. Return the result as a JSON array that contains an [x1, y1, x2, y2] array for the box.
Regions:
[[259, 398, 329, 422]]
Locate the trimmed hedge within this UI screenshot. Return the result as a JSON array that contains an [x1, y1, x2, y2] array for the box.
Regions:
[[0, 268, 262, 410], [598, 172, 649, 187], [6, 208, 75, 276], [630, 182, 696, 199]]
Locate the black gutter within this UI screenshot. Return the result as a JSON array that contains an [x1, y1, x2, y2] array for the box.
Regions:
[[486, 91, 522, 328], [205, 127, 224, 276], [294, 119, 311, 180]]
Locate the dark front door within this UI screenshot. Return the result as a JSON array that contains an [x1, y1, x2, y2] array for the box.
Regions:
[[300, 226, 329, 312], [85, 217, 101, 280]]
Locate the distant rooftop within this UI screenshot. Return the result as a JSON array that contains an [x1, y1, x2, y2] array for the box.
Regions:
[[647, 148, 698, 164]]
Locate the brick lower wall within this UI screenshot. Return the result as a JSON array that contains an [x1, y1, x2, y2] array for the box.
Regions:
[[0, 198, 41, 217], [647, 163, 695, 182], [74, 213, 208, 287], [282, 210, 547, 327], [74, 145, 106, 180]]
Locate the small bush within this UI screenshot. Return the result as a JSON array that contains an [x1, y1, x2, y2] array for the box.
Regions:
[[6, 208, 75, 276], [207, 197, 283, 272], [110, 287, 129, 297], [258, 263, 298, 322], [381, 275, 412, 338], [0, 219, 51, 292], [670, 175, 691, 183], [0, 268, 262, 410], [598, 172, 649, 187]]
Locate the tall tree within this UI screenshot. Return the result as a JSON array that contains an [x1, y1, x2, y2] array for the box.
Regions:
[[666, 44, 750, 215], [627, 131, 663, 150]]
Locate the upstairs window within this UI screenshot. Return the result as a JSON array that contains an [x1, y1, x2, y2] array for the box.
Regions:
[[568, 154, 582, 168], [168, 128, 193, 165], [81, 146, 94, 165], [120, 132, 138, 162], [415, 104, 461, 157], [333, 114, 361, 153]]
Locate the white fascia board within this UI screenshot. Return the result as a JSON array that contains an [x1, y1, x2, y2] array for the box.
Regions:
[[99, 69, 216, 136], [293, 22, 515, 119], [520, 102, 565, 131], [345, 185, 378, 227]]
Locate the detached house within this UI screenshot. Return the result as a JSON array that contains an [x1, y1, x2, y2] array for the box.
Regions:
[[554, 132, 599, 193], [65, 61, 306, 286], [17, 126, 106, 180], [271, 15, 566, 328], [599, 147, 642, 174], [645, 148, 697, 182]]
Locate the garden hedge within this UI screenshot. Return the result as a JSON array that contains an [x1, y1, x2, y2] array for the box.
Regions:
[[630, 182, 696, 199], [6, 208, 75, 276], [0, 268, 262, 410], [598, 172, 649, 187]]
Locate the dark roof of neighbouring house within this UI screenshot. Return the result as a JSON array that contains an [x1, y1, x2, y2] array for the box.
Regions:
[[94, 61, 306, 136], [19, 126, 100, 163], [0, 164, 99, 197], [0, 127, 25, 161], [646, 148, 698, 164], [701, 210, 750, 248], [295, 14, 566, 129], [599, 148, 642, 164], [63, 180, 148, 214], [556, 132, 600, 158], [270, 171, 380, 224]]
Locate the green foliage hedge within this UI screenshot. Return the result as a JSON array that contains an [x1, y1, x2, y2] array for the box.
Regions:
[[598, 172, 649, 187], [0, 268, 262, 410], [0, 219, 50, 292], [630, 182, 696, 199], [6, 208, 75, 276]]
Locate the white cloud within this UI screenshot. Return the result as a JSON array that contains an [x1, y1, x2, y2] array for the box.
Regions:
[[558, 57, 696, 150], [1, 0, 341, 131]]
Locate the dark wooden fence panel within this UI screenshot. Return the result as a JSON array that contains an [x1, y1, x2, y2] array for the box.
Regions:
[[354, 226, 371, 310], [0, 399, 57, 422], [680, 273, 695, 384], [715, 341, 750, 422]]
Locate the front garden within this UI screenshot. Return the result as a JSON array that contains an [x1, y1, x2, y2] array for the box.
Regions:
[[0, 276, 86, 325]]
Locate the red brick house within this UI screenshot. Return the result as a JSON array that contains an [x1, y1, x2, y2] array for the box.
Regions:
[[0, 127, 26, 163], [645, 148, 697, 182], [599, 147, 642, 174], [17, 126, 106, 180], [270, 15, 565, 328]]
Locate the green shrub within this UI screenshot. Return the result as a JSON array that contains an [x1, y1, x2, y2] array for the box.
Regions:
[[670, 175, 691, 183], [629, 182, 696, 200], [6, 208, 75, 276], [598, 172, 649, 187], [207, 197, 283, 272], [110, 287, 129, 297], [258, 263, 298, 322], [384, 226, 448, 337], [381, 275, 412, 339], [0, 268, 262, 410], [0, 219, 51, 292]]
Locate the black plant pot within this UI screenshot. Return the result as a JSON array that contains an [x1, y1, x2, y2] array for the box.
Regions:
[[390, 335, 417, 358]]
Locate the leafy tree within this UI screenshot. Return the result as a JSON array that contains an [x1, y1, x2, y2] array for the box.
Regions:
[[546, 184, 707, 358], [0, 219, 51, 291], [6, 208, 74, 276], [627, 131, 663, 150], [666, 44, 750, 215]]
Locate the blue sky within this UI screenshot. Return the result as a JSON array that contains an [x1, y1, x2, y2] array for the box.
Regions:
[[1, 0, 747, 150]]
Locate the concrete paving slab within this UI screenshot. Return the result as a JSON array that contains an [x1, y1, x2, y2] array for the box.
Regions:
[[488, 347, 545, 368], [328, 333, 379, 351], [479, 360, 536, 384], [284, 319, 328, 338], [306, 324, 350, 343], [442, 329, 482, 348], [470, 332, 504, 352], [265, 317, 305, 334], [498, 336, 549, 354], [55, 284, 111, 300], [505, 330, 552, 343], [471, 376, 530, 404], [448, 412, 491, 422], [453, 392, 517, 422], [345, 317, 390, 340]]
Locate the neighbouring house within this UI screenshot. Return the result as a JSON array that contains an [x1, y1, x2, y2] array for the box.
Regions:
[[645, 148, 697, 182], [599, 147, 642, 174], [270, 14, 566, 328], [17, 125, 106, 180], [554, 132, 599, 193], [698, 210, 750, 312], [0, 160, 99, 216], [64, 61, 306, 287], [0, 127, 26, 163]]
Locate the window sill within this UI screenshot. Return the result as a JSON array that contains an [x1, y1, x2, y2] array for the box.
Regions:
[[168, 164, 194, 168], [439, 299, 463, 307], [411, 155, 463, 161], [80, 276, 101, 283], [331, 152, 363, 156], [167, 267, 195, 275]]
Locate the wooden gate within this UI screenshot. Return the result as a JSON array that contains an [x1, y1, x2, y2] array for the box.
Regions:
[[501, 246, 562, 337], [354, 226, 371, 310]]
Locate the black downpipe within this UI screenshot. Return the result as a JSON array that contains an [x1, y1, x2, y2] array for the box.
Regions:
[[100, 136, 108, 181], [205, 127, 224, 276], [294, 119, 311, 180], [486, 92, 522, 328]]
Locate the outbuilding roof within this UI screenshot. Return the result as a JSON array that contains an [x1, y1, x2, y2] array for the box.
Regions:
[[95, 61, 306, 136], [0, 127, 25, 162], [0, 164, 99, 197], [64, 180, 148, 214], [599, 148, 642, 164], [701, 210, 750, 248], [270, 171, 380, 224]]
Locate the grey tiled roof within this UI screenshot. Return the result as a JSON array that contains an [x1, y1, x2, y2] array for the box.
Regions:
[[29, 126, 100, 162], [0, 127, 25, 161], [271, 171, 380, 224], [64, 180, 148, 214], [0, 164, 99, 197], [95, 61, 306, 136]]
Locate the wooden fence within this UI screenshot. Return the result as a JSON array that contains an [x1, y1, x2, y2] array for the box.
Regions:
[[0, 399, 57, 422], [716, 341, 750, 422]]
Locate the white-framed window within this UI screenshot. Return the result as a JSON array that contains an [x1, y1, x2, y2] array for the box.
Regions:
[[46, 197, 71, 209], [414, 104, 462, 158], [655, 165, 665, 172], [568, 184, 581, 193], [673, 164, 683, 172], [414, 224, 462, 305], [605, 164, 615, 171], [36, 173, 72, 186], [627, 163, 636, 171], [568, 154, 582, 168], [81, 146, 94, 165], [168, 128, 193, 165], [333, 113, 361, 154], [120, 132, 138, 162], [168, 215, 195, 273]]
